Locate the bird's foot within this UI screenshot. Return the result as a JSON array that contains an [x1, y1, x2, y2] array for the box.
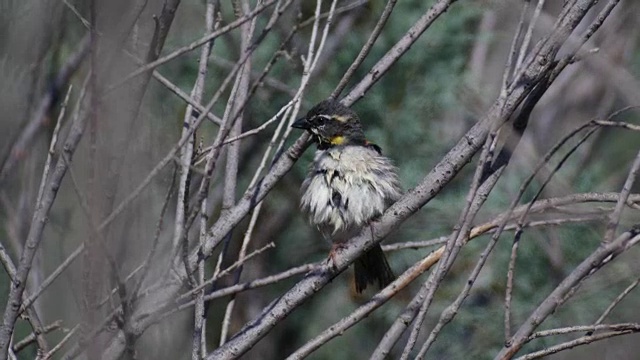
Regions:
[[328, 243, 347, 270]]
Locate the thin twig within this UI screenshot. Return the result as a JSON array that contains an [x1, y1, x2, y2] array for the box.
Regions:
[[504, 125, 598, 342], [413, 168, 506, 360], [173, 0, 219, 266], [131, 166, 178, 303], [42, 325, 78, 360], [18, 77, 90, 315], [151, 71, 223, 125], [185, 242, 276, 301], [331, 0, 398, 99], [177, 0, 297, 260], [192, 3, 219, 353], [493, 105, 640, 348], [267, 0, 340, 163], [529, 323, 640, 340], [400, 128, 495, 360], [342, 0, 458, 106], [382, 237, 448, 251], [402, 17, 555, 360], [496, 229, 640, 359], [0, 35, 89, 184], [60, 149, 134, 353], [515, 0, 546, 71], [14, 87, 72, 354], [207, 24, 299, 148], [286, 245, 446, 359], [501, 0, 528, 95], [588, 277, 640, 334], [0, 81, 79, 355], [603, 149, 640, 242], [217, 0, 255, 345], [199, 0, 335, 266], [12, 321, 62, 354], [108, 0, 279, 92], [139, 262, 319, 331], [515, 330, 639, 360], [208, 54, 296, 97], [384, 215, 605, 252], [298, 0, 368, 28]]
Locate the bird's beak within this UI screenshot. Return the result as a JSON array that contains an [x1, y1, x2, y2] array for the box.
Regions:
[[291, 117, 311, 130]]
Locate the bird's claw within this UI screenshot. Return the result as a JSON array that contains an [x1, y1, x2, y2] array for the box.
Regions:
[[328, 243, 346, 270]]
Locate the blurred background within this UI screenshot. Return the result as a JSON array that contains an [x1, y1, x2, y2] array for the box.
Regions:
[[0, 0, 639, 359]]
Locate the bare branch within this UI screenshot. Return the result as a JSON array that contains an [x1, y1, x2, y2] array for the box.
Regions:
[[109, 0, 279, 92], [516, 329, 640, 360], [589, 277, 640, 334], [603, 149, 640, 242], [43, 325, 78, 360], [0, 79, 87, 355], [331, 0, 398, 99], [0, 35, 89, 185], [529, 323, 640, 340], [341, 0, 457, 106], [12, 320, 61, 354], [496, 228, 640, 359]]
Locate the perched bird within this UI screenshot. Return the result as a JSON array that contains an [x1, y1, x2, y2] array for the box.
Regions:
[[292, 99, 402, 293]]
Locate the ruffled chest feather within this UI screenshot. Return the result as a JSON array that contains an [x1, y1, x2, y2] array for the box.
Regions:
[[300, 146, 401, 233]]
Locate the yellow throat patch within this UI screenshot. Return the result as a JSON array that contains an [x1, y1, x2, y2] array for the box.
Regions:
[[329, 135, 345, 145]]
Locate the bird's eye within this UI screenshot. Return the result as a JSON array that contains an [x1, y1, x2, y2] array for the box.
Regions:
[[315, 115, 330, 125]]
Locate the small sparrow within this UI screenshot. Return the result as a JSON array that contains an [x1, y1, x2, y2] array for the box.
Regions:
[[292, 99, 402, 293]]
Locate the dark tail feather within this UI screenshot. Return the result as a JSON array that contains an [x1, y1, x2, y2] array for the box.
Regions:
[[354, 244, 395, 293]]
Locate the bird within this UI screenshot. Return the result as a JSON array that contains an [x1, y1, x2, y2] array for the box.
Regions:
[[292, 98, 402, 293]]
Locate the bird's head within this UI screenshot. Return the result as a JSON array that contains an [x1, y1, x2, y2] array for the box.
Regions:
[[292, 99, 365, 149]]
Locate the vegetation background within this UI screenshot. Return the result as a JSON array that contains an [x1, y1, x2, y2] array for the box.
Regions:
[[0, 0, 639, 359]]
